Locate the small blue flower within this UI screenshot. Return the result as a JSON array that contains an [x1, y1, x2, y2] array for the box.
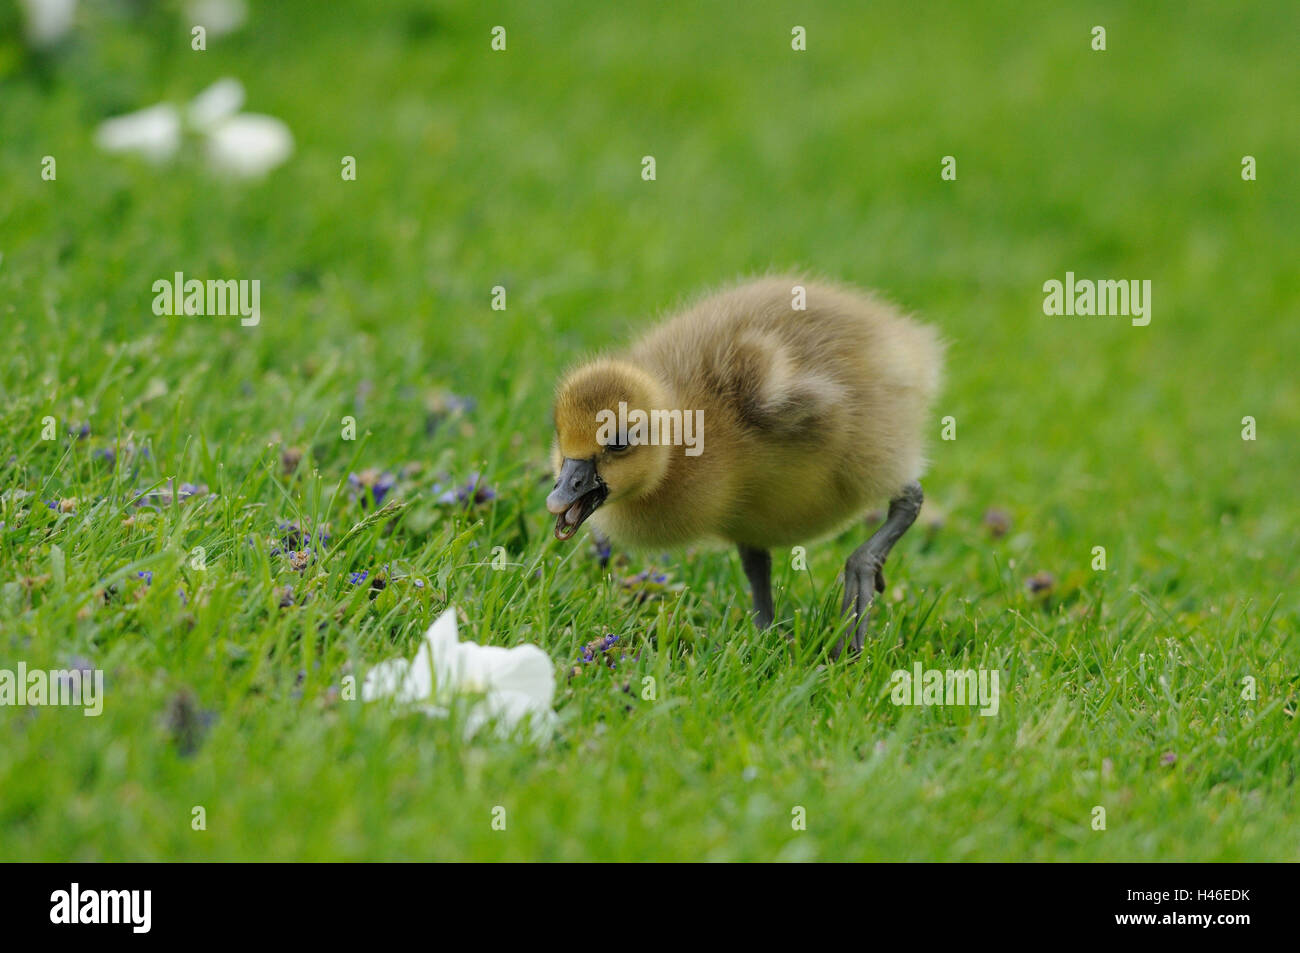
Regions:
[[137, 570, 153, 585], [348, 469, 396, 508], [348, 570, 368, 585], [130, 478, 205, 509], [433, 471, 496, 505], [273, 520, 329, 554], [574, 631, 632, 672], [425, 392, 476, 435]]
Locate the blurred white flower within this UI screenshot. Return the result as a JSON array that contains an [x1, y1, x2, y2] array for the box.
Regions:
[[187, 77, 245, 132], [93, 103, 182, 164], [362, 607, 558, 743], [186, 0, 247, 39], [204, 113, 294, 179], [96, 76, 292, 179], [18, 0, 76, 48]]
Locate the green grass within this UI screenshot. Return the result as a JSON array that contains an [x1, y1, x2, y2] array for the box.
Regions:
[[1, 0, 1297, 861]]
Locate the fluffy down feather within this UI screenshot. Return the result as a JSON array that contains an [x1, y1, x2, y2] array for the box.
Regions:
[[551, 277, 944, 550]]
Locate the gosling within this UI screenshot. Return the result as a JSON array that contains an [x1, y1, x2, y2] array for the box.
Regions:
[[546, 277, 944, 656]]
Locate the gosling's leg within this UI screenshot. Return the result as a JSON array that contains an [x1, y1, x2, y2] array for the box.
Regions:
[[836, 481, 923, 659], [738, 544, 774, 629]]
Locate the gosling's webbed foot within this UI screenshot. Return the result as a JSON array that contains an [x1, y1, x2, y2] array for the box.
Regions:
[[832, 481, 923, 660], [838, 546, 887, 657]]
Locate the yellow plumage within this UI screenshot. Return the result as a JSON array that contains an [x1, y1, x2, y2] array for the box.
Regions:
[[548, 276, 944, 651]]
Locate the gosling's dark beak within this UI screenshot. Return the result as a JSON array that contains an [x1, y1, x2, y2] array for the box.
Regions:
[[547, 457, 607, 540]]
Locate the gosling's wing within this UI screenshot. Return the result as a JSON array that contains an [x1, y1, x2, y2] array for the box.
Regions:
[[721, 330, 846, 436]]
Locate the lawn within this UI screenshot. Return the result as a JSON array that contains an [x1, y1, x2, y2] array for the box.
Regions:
[[0, 0, 1296, 861]]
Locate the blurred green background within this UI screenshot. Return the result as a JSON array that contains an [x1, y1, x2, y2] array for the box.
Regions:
[[0, 0, 1296, 860]]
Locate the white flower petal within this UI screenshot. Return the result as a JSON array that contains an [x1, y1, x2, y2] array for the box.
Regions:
[[205, 113, 293, 179], [366, 606, 557, 744], [19, 0, 77, 47], [465, 690, 558, 743], [360, 658, 410, 702], [422, 607, 464, 695], [94, 103, 181, 164], [186, 0, 247, 39], [361, 640, 434, 704], [459, 642, 555, 708], [188, 77, 245, 132], [403, 640, 436, 701]]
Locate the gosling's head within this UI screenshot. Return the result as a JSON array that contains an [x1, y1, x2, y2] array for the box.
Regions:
[[547, 359, 673, 540]]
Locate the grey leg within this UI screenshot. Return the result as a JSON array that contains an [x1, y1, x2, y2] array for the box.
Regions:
[[738, 545, 774, 629], [835, 481, 923, 659]]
